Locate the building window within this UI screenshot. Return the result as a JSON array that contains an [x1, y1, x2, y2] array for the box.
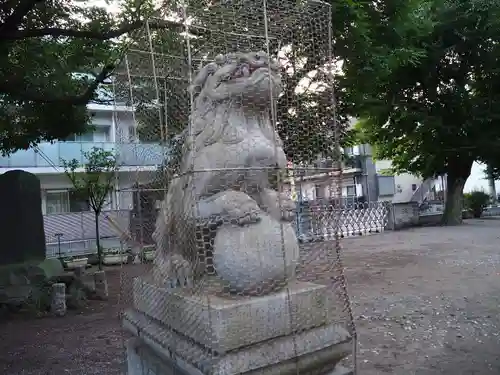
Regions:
[[46, 191, 69, 214], [45, 190, 90, 214], [64, 128, 109, 142], [346, 185, 356, 196], [315, 184, 326, 200], [129, 126, 137, 142], [92, 128, 109, 142], [65, 131, 93, 142], [412, 183, 417, 191], [377, 175, 396, 196]]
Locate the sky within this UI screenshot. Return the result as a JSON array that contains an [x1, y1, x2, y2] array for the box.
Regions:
[[464, 162, 499, 194], [89, 0, 121, 14]]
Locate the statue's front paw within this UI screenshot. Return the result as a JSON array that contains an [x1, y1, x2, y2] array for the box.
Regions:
[[170, 256, 193, 288], [259, 188, 297, 222], [156, 254, 193, 289], [220, 191, 262, 226], [236, 204, 261, 225], [279, 195, 297, 221]]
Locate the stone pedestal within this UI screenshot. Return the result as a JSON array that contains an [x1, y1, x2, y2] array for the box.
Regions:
[[93, 270, 108, 300], [51, 282, 66, 317], [124, 277, 353, 375]]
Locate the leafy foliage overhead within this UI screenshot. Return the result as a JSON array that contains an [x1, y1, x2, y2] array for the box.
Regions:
[[0, 0, 171, 154], [348, 0, 500, 179], [114, 0, 364, 164], [343, 0, 500, 223], [0, 0, 371, 164]]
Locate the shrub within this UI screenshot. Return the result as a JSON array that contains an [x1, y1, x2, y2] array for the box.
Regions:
[[463, 191, 490, 218]]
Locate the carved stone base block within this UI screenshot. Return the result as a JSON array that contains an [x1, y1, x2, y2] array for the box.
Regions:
[[132, 277, 345, 353], [125, 278, 353, 375], [124, 309, 351, 375], [126, 336, 354, 375]]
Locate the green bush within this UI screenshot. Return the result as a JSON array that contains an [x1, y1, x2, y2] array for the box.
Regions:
[[463, 191, 490, 218]]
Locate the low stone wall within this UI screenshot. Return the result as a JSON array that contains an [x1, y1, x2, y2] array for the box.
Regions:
[[385, 202, 420, 230], [418, 213, 442, 226], [482, 206, 500, 217]]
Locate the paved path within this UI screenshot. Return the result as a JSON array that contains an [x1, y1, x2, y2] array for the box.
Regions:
[[340, 218, 500, 374]]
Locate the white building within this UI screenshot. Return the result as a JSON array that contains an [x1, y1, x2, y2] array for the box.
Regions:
[[374, 160, 424, 203], [374, 159, 446, 206], [0, 103, 162, 212], [0, 103, 163, 254], [282, 145, 365, 202]]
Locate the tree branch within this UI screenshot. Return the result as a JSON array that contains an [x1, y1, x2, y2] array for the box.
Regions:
[[0, 19, 189, 40], [0, 64, 115, 104]]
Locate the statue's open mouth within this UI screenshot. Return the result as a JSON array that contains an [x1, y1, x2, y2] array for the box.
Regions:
[[231, 64, 263, 79], [206, 53, 282, 101], [230, 59, 279, 80]]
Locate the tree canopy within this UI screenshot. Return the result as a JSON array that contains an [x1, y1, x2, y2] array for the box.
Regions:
[[0, 0, 368, 165], [0, 0, 162, 154], [112, 0, 363, 164], [346, 0, 500, 224]]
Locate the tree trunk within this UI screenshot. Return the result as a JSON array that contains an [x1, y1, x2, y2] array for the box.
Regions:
[[487, 172, 497, 205], [95, 212, 102, 271], [441, 162, 473, 226]]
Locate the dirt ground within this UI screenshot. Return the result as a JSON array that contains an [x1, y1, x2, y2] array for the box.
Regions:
[[1, 219, 500, 374], [0, 264, 147, 375], [343, 218, 500, 375]]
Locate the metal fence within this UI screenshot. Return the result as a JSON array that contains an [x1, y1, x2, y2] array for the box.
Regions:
[[44, 209, 131, 258], [295, 200, 389, 242], [482, 206, 500, 217], [43, 201, 391, 257]]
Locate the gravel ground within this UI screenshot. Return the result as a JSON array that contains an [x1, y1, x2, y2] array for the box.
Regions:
[[0, 219, 499, 374], [0, 264, 147, 375], [343, 218, 500, 375]]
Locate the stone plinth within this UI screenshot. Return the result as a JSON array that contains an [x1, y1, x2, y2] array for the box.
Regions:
[[93, 270, 108, 300], [132, 277, 345, 353], [125, 278, 352, 375], [127, 336, 353, 375], [124, 309, 351, 375], [51, 282, 66, 317]]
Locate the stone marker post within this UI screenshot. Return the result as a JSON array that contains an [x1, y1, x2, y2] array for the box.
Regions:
[[74, 265, 85, 279], [94, 270, 108, 300], [0, 170, 46, 265], [51, 283, 66, 317]]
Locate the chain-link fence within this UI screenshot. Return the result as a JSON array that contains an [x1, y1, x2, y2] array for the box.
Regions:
[[111, 1, 359, 374]]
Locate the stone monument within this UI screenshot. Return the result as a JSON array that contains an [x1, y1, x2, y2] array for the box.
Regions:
[[0, 170, 46, 265], [123, 52, 353, 375]]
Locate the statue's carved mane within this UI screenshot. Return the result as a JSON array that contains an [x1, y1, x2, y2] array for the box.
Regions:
[[153, 52, 283, 282]]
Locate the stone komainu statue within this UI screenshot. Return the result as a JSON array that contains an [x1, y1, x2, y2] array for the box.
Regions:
[[152, 51, 300, 294]]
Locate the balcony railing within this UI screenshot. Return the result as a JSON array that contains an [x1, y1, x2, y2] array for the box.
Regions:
[[0, 141, 165, 168], [344, 155, 363, 170], [293, 155, 363, 178]]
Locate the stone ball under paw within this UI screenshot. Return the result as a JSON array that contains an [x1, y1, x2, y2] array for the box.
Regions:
[[213, 214, 299, 295]]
